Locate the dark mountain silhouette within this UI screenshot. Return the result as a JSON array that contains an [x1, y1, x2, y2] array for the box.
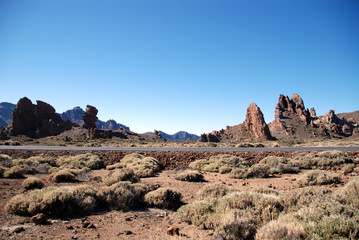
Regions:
[[0, 102, 16, 126]]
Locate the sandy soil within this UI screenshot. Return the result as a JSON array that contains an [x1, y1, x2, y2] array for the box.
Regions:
[[0, 167, 349, 240]]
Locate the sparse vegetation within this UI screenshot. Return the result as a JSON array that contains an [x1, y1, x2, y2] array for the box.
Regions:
[[22, 177, 44, 190], [50, 169, 79, 182], [189, 154, 247, 173], [255, 218, 306, 240], [120, 153, 162, 177], [293, 170, 342, 188], [5, 185, 98, 217], [144, 187, 182, 210], [259, 156, 299, 174], [176, 170, 203, 182], [104, 168, 140, 186], [56, 153, 104, 170], [3, 166, 25, 178], [198, 184, 236, 200]]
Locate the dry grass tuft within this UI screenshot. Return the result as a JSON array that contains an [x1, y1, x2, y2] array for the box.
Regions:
[[293, 170, 342, 188], [144, 187, 182, 210], [189, 154, 247, 173], [50, 169, 79, 182], [176, 170, 204, 182], [104, 168, 140, 186], [22, 177, 44, 190], [3, 166, 25, 178], [255, 218, 306, 240]]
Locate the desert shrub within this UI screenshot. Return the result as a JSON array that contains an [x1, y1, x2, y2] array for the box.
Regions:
[[259, 156, 299, 174], [339, 177, 359, 209], [255, 218, 306, 240], [177, 199, 216, 227], [50, 169, 78, 182], [343, 164, 355, 175], [219, 166, 232, 174], [0, 154, 12, 167], [293, 170, 342, 188], [176, 170, 203, 182], [22, 177, 44, 190], [104, 168, 140, 186], [5, 185, 98, 216], [189, 154, 247, 173], [252, 187, 279, 196], [4, 140, 20, 146], [229, 168, 247, 179], [246, 164, 271, 178], [120, 153, 161, 177], [280, 187, 332, 212], [218, 210, 257, 240], [97, 181, 149, 210], [11, 156, 57, 174], [106, 162, 122, 170], [290, 151, 355, 170], [198, 184, 235, 200], [144, 187, 182, 210], [56, 153, 104, 170], [4, 166, 25, 178]]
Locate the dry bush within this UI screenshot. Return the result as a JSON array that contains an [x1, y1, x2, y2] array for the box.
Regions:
[[219, 210, 257, 240], [97, 182, 149, 210], [104, 168, 140, 186], [11, 156, 56, 174], [120, 153, 161, 177], [177, 199, 215, 227], [0, 154, 12, 167], [106, 162, 122, 170], [50, 169, 79, 182], [339, 177, 359, 209], [293, 170, 342, 188], [343, 164, 355, 175], [176, 170, 203, 182], [5, 185, 98, 217], [198, 184, 236, 200], [290, 151, 355, 170], [22, 177, 44, 190], [56, 153, 104, 170], [259, 156, 299, 174], [255, 218, 306, 240], [229, 168, 247, 179], [3, 166, 25, 178], [144, 187, 182, 210], [0, 166, 7, 177], [189, 154, 247, 173], [246, 164, 271, 178], [251, 187, 279, 196], [279, 187, 332, 213]]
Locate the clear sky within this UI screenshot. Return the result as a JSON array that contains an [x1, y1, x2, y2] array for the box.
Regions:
[[1, 0, 358, 135]]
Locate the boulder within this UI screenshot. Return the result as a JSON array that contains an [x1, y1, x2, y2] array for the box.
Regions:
[[83, 105, 98, 129], [244, 103, 272, 140]]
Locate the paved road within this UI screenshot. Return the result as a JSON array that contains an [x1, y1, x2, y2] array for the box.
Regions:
[[0, 145, 358, 152]]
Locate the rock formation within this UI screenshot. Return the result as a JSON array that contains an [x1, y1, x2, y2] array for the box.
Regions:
[[9, 97, 72, 138], [82, 105, 98, 129], [275, 93, 310, 124], [199, 132, 220, 142], [244, 103, 272, 140]]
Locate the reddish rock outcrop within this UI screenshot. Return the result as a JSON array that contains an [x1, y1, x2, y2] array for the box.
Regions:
[[82, 105, 98, 129], [244, 103, 272, 140], [275, 93, 310, 124], [199, 132, 220, 142], [9, 97, 72, 138]]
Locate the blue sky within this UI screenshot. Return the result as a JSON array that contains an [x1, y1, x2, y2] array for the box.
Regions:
[[1, 0, 358, 134]]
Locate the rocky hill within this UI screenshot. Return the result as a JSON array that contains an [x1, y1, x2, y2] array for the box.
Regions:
[[0, 102, 16, 126], [61, 107, 130, 130]]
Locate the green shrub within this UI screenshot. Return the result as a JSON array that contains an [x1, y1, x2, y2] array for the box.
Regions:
[[176, 170, 203, 182], [293, 170, 342, 188], [5, 185, 98, 216], [4, 166, 25, 178], [104, 168, 140, 186], [120, 153, 161, 177], [22, 177, 44, 190], [255, 218, 306, 240], [97, 182, 149, 210], [189, 154, 247, 173], [50, 169, 78, 182], [144, 187, 182, 210]]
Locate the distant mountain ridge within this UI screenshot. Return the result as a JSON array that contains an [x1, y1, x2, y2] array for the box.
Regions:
[[0, 102, 16, 126], [158, 131, 200, 141], [60, 106, 130, 130]]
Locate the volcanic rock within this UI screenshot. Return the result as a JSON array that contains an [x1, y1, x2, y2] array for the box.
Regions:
[[244, 103, 272, 141], [83, 105, 98, 129], [275, 93, 310, 124], [9, 97, 72, 138], [199, 132, 220, 142]]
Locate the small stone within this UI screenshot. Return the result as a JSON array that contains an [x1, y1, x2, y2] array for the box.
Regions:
[[167, 226, 180, 236], [31, 213, 48, 225], [125, 217, 133, 221], [268, 184, 273, 188], [66, 226, 74, 230], [13, 226, 25, 233], [124, 230, 133, 235], [72, 235, 78, 239]]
